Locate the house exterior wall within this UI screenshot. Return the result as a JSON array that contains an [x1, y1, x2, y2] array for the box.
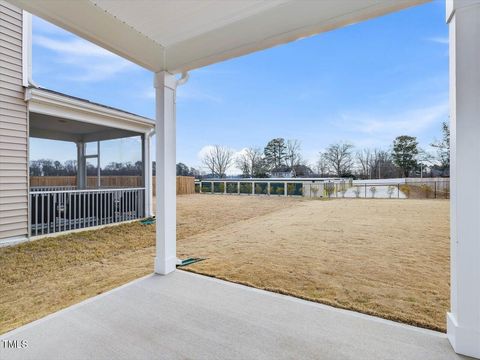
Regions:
[[0, 0, 28, 242]]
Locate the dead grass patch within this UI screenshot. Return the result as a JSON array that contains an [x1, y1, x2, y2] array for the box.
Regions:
[[0, 195, 297, 334], [1, 195, 449, 334]]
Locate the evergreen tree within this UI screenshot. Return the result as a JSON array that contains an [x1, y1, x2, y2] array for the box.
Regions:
[[392, 135, 419, 177]]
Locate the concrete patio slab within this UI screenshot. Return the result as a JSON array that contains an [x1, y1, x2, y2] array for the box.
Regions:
[[0, 271, 467, 360]]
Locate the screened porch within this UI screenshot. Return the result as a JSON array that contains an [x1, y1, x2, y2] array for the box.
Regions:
[[27, 87, 154, 237]]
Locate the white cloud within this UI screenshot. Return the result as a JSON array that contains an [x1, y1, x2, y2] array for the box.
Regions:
[[33, 34, 135, 82], [197, 145, 215, 161], [339, 101, 449, 149], [347, 103, 448, 134], [426, 36, 448, 45]]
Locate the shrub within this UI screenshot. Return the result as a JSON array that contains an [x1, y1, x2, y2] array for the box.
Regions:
[[324, 183, 335, 198], [226, 182, 237, 193], [387, 186, 395, 198], [399, 184, 410, 198], [214, 183, 224, 193], [420, 184, 433, 198], [287, 183, 295, 195], [353, 186, 361, 198], [202, 183, 212, 193], [240, 183, 252, 194]]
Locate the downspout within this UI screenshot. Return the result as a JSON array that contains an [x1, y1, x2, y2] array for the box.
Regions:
[[176, 72, 190, 87], [144, 72, 188, 220], [174, 72, 192, 266]]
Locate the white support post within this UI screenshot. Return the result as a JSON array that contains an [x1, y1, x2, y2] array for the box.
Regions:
[[96, 141, 101, 188], [224, 181, 227, 194], [154, 71, 177, 275], [143, 133, 153, 217], [447, 1, 480, 358], [237, 181, 240, 195], [76, 142, 86, 190]]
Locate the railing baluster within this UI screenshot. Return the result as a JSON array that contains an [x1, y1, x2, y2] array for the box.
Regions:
[[128, 190, 133, 220], [34, 193, 38, 236], [47, 194, 50, 234], [68, 193, 71, 231], [53, 193, 56, 233], [41, 193, 44, 235], [96, 192, 99, 226], [74, 193, 77, 229], [83, 192, 86, 229]]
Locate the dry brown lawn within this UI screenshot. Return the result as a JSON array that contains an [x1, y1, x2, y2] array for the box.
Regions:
[[0, 195, 449, 335]]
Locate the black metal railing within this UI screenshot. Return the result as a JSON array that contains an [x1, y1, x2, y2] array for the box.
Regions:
[[29, 187, 145, 236]]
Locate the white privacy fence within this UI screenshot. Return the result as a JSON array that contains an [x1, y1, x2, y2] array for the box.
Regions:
[[29, 187, 145, 236]]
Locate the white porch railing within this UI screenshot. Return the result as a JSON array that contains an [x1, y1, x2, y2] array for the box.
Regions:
[[29, 187, 145, 236]]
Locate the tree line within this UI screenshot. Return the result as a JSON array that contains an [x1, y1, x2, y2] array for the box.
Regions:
[[198, 121, 450, 179], [30, 122, 449, 180], [30, 160, 144, 176]]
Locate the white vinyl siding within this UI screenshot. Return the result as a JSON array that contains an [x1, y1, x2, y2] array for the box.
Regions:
[[0, 0, 28, 241]]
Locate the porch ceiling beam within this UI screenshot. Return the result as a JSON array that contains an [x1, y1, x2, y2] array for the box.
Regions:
[[81, 129, 140, 143], [29, 128, 80, 143]]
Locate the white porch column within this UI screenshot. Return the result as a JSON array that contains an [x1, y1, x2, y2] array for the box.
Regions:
[[76, 142, 86, 189], [447, 1, 480, 358], [142, 133, 153, 217], [154, 71, 177, 275]]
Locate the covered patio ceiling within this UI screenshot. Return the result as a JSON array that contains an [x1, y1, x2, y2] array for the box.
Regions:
[[27, 87, 154, 143], [10, 0, 428, 73]]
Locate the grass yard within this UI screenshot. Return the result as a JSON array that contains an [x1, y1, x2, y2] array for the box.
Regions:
[[0, 195, 449, 334]]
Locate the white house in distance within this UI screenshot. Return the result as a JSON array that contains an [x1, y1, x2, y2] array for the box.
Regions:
[[0, 3, 154, 245], [1, 0, 479, 358]]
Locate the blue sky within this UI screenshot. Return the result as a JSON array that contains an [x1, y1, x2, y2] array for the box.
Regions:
[[30, 0, 448, 172]]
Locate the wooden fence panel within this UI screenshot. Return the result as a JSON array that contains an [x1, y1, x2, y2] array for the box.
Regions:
[[176, 176, 195, 195], [30, 176, 196, 195]]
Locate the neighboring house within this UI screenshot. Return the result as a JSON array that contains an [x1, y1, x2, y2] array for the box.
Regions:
[[0, 2, 154, 245], [269, 165, 293, 178], [269, 164, 313, 178]]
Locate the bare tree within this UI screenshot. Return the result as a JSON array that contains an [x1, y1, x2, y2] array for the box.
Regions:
[[236, 147, 265, 178], [356, 149, 372, 179], [370, 149, 397, 179], [316, 152, 330, 177], [431, 121, 450, 171], [285, 140, 302, 175], [201, 145, 234, 178], [323, 143, 354, 177]]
